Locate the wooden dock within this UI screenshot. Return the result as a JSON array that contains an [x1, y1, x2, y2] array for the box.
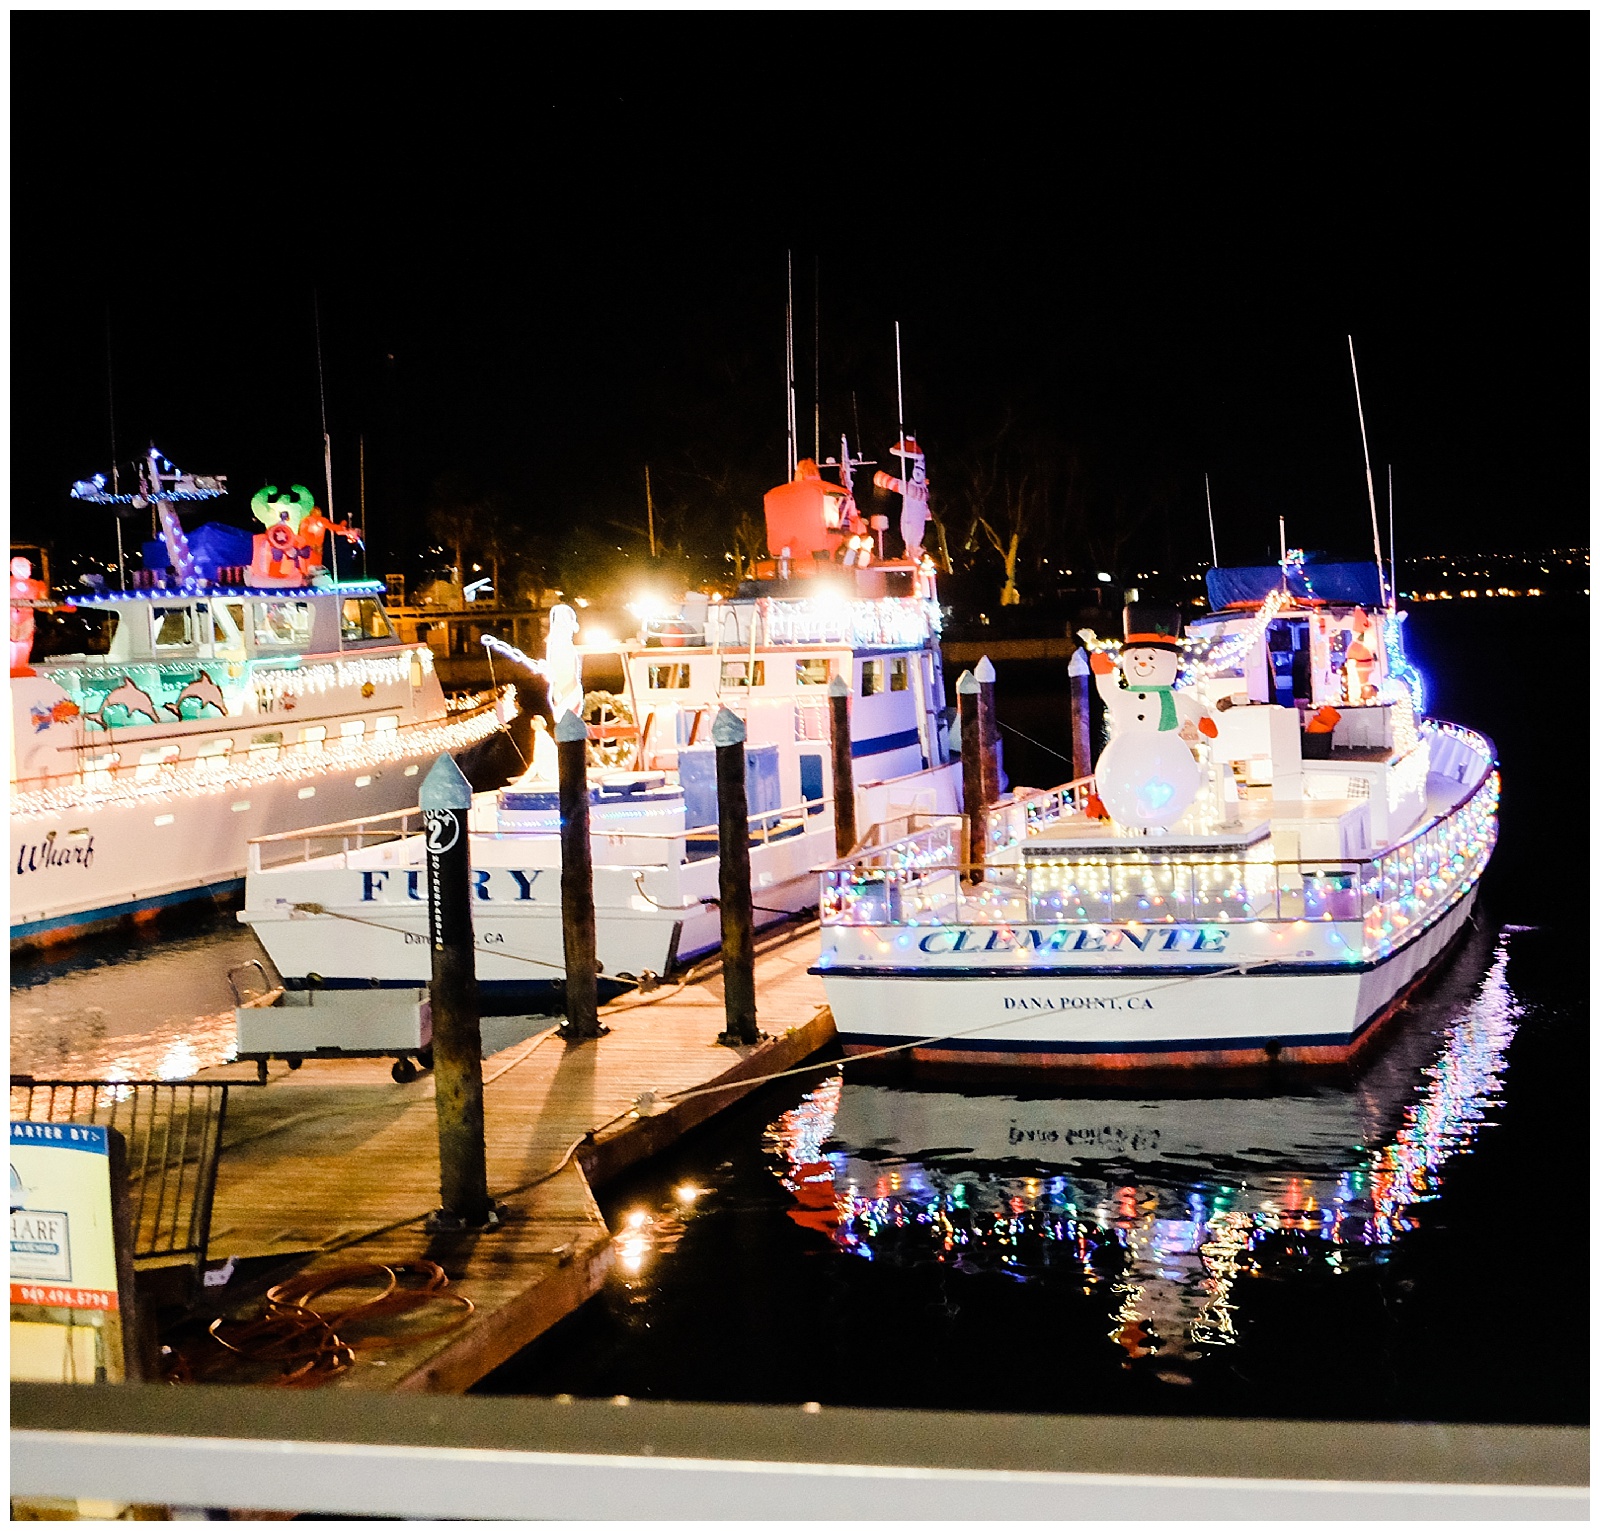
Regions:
[[194, 923, 834, 1393]]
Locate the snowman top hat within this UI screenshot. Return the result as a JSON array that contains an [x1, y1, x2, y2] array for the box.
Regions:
[[1122, 603, 1183, 653]]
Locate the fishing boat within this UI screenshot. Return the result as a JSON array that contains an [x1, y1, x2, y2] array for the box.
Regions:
[[239, 441, 968, 1004], [10, 446, 505, 948], [814, 552, 1498, 1071]]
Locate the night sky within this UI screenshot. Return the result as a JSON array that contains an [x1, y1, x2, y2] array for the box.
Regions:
[[12, 17, 1587, 599]]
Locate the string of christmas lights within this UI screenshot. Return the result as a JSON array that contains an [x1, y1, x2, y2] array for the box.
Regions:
[[12, 704, 502, 820]]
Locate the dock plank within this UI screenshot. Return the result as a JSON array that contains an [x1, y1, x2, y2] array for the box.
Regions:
[[196, 924, 834, 1392]]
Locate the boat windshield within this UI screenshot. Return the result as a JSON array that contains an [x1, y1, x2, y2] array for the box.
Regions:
[[30, 606, 119, 660]]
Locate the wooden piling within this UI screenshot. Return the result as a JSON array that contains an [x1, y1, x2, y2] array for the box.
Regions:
[[556, 710, 602, 1043], [1068, 645, 1093, 781], [957, 670, 986, 874], [713, 706, 759, 1046], [975, 654, 999, 806], [420, 753, 494, 1230], [828, 673, 857, 858]]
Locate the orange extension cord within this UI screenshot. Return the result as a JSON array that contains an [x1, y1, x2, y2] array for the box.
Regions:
[[186, 1260, 474, 1387]]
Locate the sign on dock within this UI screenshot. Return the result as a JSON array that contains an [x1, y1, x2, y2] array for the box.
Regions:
[[10, 1121, 131, 1382]]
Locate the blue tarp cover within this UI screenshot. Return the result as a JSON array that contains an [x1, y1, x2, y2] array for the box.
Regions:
[[1206, 561, 1384, 610], [140, 522, 254, 576]]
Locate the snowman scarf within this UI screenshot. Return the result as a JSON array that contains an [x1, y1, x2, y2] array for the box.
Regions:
[[1142, 685, 1178, 731]]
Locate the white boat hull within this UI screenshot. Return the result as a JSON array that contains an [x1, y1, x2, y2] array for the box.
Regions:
[[242, 816, 836, 1003], [11, 715, 499, 948], [819, 883, 1481, 1070]]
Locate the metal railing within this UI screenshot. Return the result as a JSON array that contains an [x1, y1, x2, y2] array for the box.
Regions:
[[249, 804, 426, 872], [9, 1079, 230, 1277], [252, 794, 834, 875]]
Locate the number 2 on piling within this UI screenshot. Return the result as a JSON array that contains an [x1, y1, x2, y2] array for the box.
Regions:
[[424, 810, 460, 855]]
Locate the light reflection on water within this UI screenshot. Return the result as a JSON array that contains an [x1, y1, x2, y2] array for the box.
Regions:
[[9, 915, 262, 1080], [755, 929, 1522, 1372]]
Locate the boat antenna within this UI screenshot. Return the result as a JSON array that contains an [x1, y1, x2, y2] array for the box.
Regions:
[[813, 255, 821, 463], [359, 433, 368, 576], [894, 321, 906, 458], [1279, 514, 1288, 585], [105, 302, 125, 589], [645, 463, 657, 558], [316, 291, 338, 589], [1346, 334, 1386, 609], [1204, 471, 1218, 569], [785, 253, 798, 481], [1387, 462, 1396, 610]]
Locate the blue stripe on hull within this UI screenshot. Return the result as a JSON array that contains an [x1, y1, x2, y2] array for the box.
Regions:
[[851, 727, 922, 759], [11, 878, 246, 942]]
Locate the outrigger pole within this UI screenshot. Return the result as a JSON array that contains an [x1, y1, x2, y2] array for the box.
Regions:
[[1387, 463, 1397, 610], [1346, 334, 1387, 610], [1205, 471, 1219, 569], [315, 293, 338, 591]]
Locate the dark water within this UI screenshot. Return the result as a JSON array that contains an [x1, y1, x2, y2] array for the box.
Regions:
[[476, 600, 1588, 1424]]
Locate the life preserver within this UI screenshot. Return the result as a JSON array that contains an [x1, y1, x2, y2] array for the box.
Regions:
[[581, 690, 637, 772]]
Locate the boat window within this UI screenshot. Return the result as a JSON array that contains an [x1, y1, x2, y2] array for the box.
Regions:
[[152, 605, 194, 649], [254, 600, 312, 648], [861, 659, 884, 697], [795, 658, 830, 686], [135, 743, 181, 781], [82, 749, 119, 785], [214, 602, 247, 648], [341, 597, 393, 642], [340, 720, 365, 740], [249, 730, 282, 762], [889, 657, 909, 692], [29, 608, 120, 660], [195, 738, 234, 775], [721, 660, 765, 688], [648, 663, 692, 689], [299, 725, 327, 755], [374, 715, 398, 736]]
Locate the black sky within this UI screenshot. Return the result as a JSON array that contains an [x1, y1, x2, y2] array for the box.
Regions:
[[11, 16, 1588, 586]]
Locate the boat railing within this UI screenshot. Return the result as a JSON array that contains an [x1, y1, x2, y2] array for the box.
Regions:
[[249, 805, 426, 873], [820, 753, 1500, 963], [249, 793, 834, 874], [576, 795, 833, 850]]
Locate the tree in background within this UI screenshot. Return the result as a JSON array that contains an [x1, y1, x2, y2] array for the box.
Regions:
[[953, 415, 1055, 606]]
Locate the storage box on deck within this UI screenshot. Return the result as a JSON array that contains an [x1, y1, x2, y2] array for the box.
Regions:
[[1329, 702, 1394, 750], [677, 743, 781, 829], [1210, 702, 1302, 795], [236, 988, 431, 1058]]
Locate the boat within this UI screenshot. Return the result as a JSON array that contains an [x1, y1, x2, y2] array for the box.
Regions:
[[10, 446, 506, 948], [814, 552, 1499, 1071], [238, 441, 968, 1005]]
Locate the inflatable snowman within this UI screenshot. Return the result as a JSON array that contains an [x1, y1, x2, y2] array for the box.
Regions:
[[1089, 604, 1217, 830]]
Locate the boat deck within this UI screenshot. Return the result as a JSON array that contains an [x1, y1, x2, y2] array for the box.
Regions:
[[187, 924, 834, 1393]]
